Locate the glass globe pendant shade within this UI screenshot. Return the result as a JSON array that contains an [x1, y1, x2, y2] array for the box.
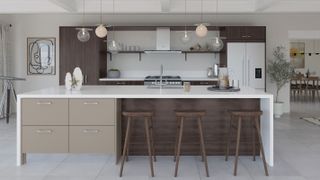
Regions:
[[181, 31, 191, 43], [77, 28, 91, 42], [196, 23, 208, 37], [212, 37, 224, 51], [108, 40, 121, 54], [95, 24, 108, 38]]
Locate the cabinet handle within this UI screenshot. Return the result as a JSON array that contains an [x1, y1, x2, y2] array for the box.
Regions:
[[36, 129, 53, 134], [83, 129, 100, 133], [199, 82, 209, 85], [116, 82, 126, 85], [83, 102, 99, 105], [36, 101, 52, 105], [247, 35, 252, 38], [241, 35, 248, 38]]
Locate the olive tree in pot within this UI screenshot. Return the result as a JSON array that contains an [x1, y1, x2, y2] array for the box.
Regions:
[[267, 46, 294, 118]]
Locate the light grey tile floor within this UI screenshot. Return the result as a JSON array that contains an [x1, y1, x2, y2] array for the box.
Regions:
[[0, 101, 319, 180]]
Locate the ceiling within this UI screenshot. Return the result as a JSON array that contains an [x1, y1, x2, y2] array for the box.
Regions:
[[1, 0, 320, 14]]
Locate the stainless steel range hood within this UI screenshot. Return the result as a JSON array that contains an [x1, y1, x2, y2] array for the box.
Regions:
[[144, 27, 182, 54]]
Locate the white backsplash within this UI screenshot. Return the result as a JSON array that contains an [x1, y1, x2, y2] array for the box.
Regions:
[[106, 30, 220, 78]]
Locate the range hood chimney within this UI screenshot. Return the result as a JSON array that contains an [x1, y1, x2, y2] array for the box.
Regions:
[[144, 27, 182, 54]]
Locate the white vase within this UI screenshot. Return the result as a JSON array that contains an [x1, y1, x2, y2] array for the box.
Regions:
[[73, 67, 83, 91], [274, 102, 284, 118], [65, 72, 72, 90]]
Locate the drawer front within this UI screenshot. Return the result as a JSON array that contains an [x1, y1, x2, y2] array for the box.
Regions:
[[69, 126, 115, 153], [69, 99, 115, 125], [22, 99, 68, 125], [22, 126, 68, 153]]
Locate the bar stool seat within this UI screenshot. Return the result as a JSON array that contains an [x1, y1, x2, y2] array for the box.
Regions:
[[225, 110, 269, 176], [119, 111, 156, 177], [174, 110, 209, 177]]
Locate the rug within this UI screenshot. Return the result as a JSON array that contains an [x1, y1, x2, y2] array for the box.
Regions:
[[301, 117, 320, 126]]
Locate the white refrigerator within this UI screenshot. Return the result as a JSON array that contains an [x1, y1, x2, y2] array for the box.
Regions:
[[227, 42, 266, 90]]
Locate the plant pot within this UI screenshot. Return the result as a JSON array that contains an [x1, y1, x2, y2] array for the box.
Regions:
[[107, 70, 121, 78], [274, 102, 284, 118]]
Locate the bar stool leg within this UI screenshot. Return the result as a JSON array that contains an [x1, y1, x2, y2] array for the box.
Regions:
[[119, 117, 132, 177], [254, 117, 269, 176], [252, 120, 256, 161], [174, 116, 180, 162], [197, 117, 209, 177], [225, 115, 233, 161], [126, 120, 133, 162], [144, 117, 155, 177], [149, 116, 156, 162], [234, 116, 242, 176], [174, 117, 184, 177]]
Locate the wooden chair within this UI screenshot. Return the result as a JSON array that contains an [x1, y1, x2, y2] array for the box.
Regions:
[[225, 110, 269, 176], [119, 111, 156, 177], [174, 111, 209, 177]]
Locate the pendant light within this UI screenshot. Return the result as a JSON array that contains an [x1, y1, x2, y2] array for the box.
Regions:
[[181, 0, 190, 43], [108, 0, 121, 53], [95, 0, 108, 38], [211, 0, 224, 51], [76, 0, 92, 42], [195, 0, 208, 37]]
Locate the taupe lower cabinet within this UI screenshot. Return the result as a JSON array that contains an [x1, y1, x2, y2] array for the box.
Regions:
[[21, 98, 117, 161]]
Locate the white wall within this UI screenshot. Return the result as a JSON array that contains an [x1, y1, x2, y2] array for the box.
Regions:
[[108, 30, 219, 77], [4, 13, 320, 112]]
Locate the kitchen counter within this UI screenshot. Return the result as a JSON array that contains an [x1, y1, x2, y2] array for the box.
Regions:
[[18, 85, 271, 98], [99, 77, 219, 81], [17, 86, 273, 167]]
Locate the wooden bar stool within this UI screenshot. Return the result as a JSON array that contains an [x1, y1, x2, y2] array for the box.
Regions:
[[174, 111, 209, 177], [225, 110, 269, 176], [119, 111, 156, 177]]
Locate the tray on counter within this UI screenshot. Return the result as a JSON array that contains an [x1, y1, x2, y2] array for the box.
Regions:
[[207, 86, 240, 92]]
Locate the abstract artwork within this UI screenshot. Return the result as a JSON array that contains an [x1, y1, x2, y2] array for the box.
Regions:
[[27, 37, 56, 75], [290, 42, 305, 68]]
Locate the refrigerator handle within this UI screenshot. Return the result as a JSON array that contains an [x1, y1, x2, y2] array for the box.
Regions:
[[248, 59, 250, 87], [242, 58, 245, 86]]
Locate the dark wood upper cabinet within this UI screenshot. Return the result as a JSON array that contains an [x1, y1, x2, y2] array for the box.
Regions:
[[59, 26, 107, 85], [226, 26, 266, 42]]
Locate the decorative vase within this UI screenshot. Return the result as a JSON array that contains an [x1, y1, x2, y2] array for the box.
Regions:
[[73, 67, 83, 91], [274, 102, 284, 118], [65, 72, 72, 90], [107, 69, 121, 78]]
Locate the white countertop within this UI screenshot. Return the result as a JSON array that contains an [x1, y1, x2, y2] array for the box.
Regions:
[[99, 77, 219, 81], [17, 86, 273, 99]]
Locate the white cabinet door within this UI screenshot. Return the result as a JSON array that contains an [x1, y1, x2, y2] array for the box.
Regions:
[[246, 43, 265, 89], [227, 43, 246, 87]]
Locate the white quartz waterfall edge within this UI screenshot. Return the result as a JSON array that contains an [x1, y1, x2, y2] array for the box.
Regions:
[[16, 86, 274, 167]]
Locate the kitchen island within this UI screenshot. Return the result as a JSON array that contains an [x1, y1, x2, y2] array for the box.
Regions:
[[16, 86, 273, 167]]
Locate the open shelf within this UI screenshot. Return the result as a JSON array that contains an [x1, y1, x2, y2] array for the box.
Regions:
[[106, 50, 223, 61]]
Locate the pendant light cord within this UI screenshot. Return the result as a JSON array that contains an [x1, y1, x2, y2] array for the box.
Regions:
[[200, 0, 203, 23], [113, 0, 115, 40], [100, 0, 102, 24], [82, 0, 85, 26], [184, 0, 187, 31], [216, 0, 219, 24]]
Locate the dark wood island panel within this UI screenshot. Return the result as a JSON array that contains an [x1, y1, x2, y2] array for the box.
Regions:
[[120, 98, 260, 156]]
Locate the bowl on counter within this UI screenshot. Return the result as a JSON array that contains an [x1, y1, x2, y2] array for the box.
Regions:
[[107, 69, 121, 78]]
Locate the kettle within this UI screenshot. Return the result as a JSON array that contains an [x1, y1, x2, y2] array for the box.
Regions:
[[213, 64, 219, 78]]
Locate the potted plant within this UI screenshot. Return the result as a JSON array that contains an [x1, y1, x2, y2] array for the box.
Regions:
[[107, 68, 121, 78], [267, 46, 294, 118]]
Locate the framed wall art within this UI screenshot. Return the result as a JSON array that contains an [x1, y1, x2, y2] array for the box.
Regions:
[[27, 37, 56, 75], [290, 42, 305, 68]]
